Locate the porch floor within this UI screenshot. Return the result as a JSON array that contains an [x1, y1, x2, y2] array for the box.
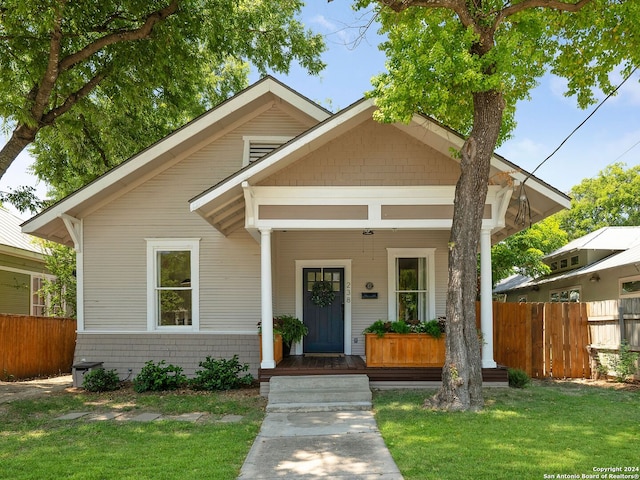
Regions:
[[258, 355, 508, 385]]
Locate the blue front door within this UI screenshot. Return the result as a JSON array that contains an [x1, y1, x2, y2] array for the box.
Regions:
[[302, 267, 344, 353]]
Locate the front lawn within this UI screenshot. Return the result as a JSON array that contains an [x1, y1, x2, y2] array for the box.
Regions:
[[374, 380, 640, 480], [0, 386, 265, 480]]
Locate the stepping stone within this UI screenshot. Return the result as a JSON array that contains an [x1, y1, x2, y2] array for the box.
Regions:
[[165, 413, 204, 423], [88, 412, 122, 421], [129, 413, 162, 422], [219, 414, 243, 423], [55, 412, 90, 420]]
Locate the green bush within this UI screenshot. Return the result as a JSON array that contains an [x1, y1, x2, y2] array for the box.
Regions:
[[363, 319, 445, 338], [416, 319, 444, 338], [508, 368, 531, 388], [610, 341, 639, 382], [82, 368, 120, 392], [190, 355, 253, 391], [133, 360, 187, 393]]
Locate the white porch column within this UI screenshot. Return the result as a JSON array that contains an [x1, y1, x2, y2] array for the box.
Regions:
[[260, 228, 276, 369], [480, 228, 496, 368]]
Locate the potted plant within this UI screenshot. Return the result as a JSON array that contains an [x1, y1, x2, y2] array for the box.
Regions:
[[274, 315, 308, 357], [363, 319, 446, 367], [257, 322, 283, 364]]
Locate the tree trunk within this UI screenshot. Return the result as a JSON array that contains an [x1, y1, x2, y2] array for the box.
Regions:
[[426, 89, 505, 411]]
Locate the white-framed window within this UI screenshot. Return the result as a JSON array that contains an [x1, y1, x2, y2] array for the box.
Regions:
[[31, 276, 48, 316], [242, 136, 292, 167], [387, 248, 436, 322], [146, 238, 200, 330], [619, 274, 640, 298], [550, 286, 580, 303]]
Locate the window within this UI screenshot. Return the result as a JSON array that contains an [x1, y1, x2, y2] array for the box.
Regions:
[[560, 259, 568, 269], [32, 276, 47, 316], [571, 255, 579, 266], [146, 239, 200, 330], [620, 275, 640, 298], [242, 136, 292, 166], [387, 248, 435, 322], [550, 261, 558, 271], [550, 286, 580, 303]]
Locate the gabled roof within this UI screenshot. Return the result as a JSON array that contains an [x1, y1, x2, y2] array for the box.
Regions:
[[190, 98, 570, 238], [22, 77, 330, 246], [22, 77, 570, 246], [545, 226, 640, 259], [494, 226, 640, 293], [0, 207, 45, 260]]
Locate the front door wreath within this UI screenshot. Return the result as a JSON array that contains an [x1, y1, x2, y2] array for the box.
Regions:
[[310, 280, 335, 307]]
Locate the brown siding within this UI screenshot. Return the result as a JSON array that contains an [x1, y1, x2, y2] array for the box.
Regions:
[[260, 119, 461, 187]]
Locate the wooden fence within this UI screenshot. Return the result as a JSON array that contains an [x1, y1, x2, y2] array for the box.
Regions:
[[489, 302, 591, 378], [0, 314, 76, 380]]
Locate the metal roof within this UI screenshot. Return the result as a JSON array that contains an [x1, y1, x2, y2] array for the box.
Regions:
[[0, 207, 44, 255]]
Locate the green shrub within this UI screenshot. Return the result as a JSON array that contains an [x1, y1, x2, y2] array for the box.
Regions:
[[190, 355, 253, 391], [133, 360, 187, 393], [82, 368, 120, 392], [610, 341, 639, 382], [508, 368, 530, 388], [417, 319, 444, 338]]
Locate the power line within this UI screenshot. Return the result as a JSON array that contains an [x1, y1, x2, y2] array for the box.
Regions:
[[526, 66, 639, 181]]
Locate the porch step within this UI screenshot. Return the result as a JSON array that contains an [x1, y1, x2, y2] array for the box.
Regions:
[[266, 374, 372, 413]]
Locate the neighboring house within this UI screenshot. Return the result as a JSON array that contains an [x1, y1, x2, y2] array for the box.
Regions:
[[22, 77, 569, 378], [494, 226, 640, 303], [0, 207, 52, 315]]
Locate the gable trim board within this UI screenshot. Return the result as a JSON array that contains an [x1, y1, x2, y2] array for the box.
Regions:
[[20, 77, 570, 377]]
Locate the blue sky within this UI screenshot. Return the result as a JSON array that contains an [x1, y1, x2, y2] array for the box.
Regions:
[[2, 2, 640, 218]]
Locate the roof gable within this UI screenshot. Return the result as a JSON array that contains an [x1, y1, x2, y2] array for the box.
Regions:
[[0, 207, 44, 259], [22, 77, 330, 246]]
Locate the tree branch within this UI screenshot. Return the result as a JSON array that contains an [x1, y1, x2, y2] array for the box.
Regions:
[[58, 0, 179, 73], [501, 0, 593, 18], [40, 69, 109, 127]]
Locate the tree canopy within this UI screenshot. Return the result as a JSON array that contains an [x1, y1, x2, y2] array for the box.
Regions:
[[360, 0, 640, 411], [0, 0, 325, 193], [491, 216, 568, 285], [559, 162, 640, 240]]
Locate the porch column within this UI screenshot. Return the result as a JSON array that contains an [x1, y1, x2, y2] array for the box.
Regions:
[[480, 228, 496, 368], [260, 228, 276, 369]]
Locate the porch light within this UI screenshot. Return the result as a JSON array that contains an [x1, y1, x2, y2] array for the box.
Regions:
[[362, 229, 374, 235], [589, 274, 600, 283]]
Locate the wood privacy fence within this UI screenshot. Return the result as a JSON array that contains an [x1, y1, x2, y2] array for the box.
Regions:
[[0, 314, 76, 380], [488, 302, 591, 378], [587, 298, 640, 351]]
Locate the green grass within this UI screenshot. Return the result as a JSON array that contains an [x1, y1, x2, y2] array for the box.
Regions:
[[0, 386, 265, 479], [373, 380, 640, 480]]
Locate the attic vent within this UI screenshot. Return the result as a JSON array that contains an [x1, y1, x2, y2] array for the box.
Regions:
[[249, 141, 282, 163], [242, 136, 293, 167]]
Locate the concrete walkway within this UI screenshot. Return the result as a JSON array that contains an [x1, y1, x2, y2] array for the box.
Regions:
[[238, 375, 403, 479]]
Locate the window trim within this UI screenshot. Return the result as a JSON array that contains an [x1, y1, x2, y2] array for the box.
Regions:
[[242, 136, 292, 167], [549, 285, 581, 303], [146, 238, 200, 331], [619, 274, 640, 298], [387, 248, 436, 322]]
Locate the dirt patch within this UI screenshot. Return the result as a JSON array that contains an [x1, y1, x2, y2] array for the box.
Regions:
[[0, 375, 75, 404], [536, 377, 640, 392]]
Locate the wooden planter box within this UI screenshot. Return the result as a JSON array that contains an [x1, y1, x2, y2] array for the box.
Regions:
[[365, 333, 445, 367], [259, 334, 283, 365]]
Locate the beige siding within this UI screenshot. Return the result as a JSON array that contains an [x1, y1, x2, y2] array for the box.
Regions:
[[261, 119, 461, 187], [273, 230, 449, 356], [83, 104, 307, 332], [0, 269, 30, 315]]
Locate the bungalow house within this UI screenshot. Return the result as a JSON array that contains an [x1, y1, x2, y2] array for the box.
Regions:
[[494, 226, 640, 303], [0, 207, 52, 315], [22, 77, 569, 382]]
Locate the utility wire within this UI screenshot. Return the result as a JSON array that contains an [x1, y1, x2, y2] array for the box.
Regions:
[[516, 66, 639, 227], [526, 66, 639, 181]]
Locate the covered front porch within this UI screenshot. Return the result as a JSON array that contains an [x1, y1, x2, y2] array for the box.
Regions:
[[258, 355, 509, 395]]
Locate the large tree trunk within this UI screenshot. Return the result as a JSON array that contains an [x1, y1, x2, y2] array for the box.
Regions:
[[0, 126, 38, 179], [426, 89, 504, 411]]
